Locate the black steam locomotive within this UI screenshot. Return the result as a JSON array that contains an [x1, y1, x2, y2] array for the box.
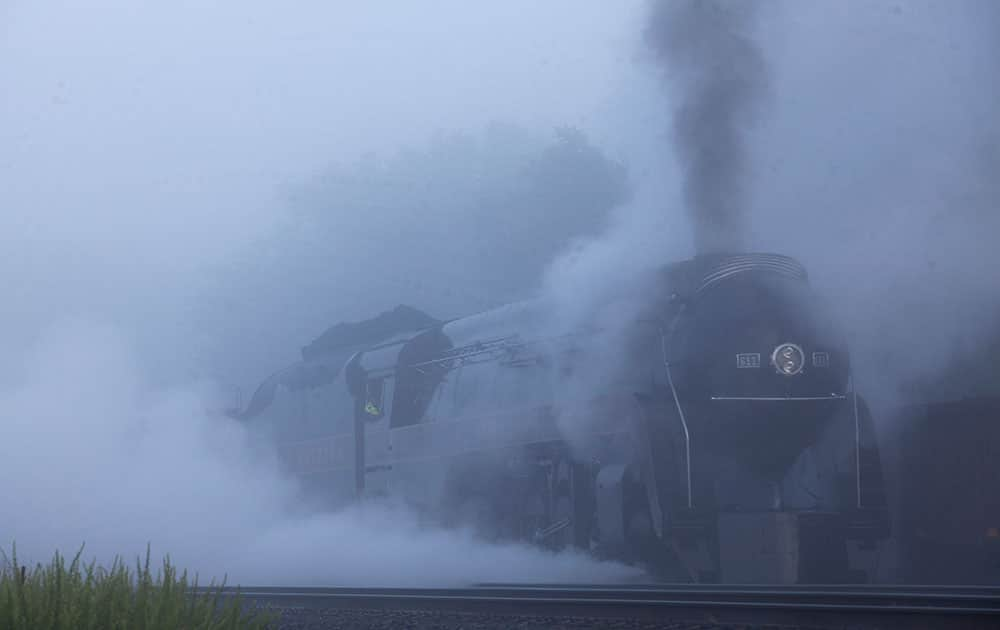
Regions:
[[240, 252, 890, 583]]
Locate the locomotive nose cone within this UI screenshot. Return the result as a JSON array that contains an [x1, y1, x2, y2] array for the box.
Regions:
[[771, 343, 805, 375]]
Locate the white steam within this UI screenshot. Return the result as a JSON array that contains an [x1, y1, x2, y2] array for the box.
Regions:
[[0, 320, 638, 585]]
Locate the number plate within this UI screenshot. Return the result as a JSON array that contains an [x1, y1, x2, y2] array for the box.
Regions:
[[736, 353, 761, 368], [812, 352, 830, 368]]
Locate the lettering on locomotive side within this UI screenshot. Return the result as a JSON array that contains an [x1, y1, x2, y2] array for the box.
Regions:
[[278, 438, 346, 474], [736, 353, 761, 368]]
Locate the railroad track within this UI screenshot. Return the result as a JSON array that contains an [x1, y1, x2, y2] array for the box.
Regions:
[[216, 583, 1000, 629]]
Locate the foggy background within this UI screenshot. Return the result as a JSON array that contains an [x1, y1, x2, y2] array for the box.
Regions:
[[2, 0, 997, 584]]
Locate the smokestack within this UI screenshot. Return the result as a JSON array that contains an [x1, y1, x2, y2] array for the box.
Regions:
[[645, 0, 770, 254]]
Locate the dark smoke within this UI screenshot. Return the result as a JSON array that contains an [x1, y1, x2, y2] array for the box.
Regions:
[[645, 0, 769, 254]]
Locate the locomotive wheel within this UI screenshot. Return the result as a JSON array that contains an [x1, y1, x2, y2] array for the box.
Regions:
[[621, 471, 695, 582], [545, 458, 577, 550], [522, 454, 592, 551]]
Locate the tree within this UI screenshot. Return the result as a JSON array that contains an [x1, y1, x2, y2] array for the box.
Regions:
[[196, 123, 630, 389]]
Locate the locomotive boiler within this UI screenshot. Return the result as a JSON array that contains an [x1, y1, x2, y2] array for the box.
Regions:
[[239, 252, 890, 583]]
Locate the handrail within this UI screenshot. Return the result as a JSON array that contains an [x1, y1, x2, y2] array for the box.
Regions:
[[659, 313, 693, 510], [851, 375, 862, 509]]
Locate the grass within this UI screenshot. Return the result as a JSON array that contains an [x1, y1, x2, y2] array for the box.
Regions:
[[0, 544, 274, 630]]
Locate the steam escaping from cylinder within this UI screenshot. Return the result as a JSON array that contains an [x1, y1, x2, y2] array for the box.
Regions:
[[644, 0, 770, 254]]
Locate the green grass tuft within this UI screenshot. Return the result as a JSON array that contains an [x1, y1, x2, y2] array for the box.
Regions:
[[1, 544, 273, 630]]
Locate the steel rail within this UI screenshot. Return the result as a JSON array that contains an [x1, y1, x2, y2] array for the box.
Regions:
[[213, 584, 1000, 629]]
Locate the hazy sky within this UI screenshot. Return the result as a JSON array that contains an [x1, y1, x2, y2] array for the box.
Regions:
[[1, 1, 645, 263], [0, 1, 656, 381], [3, 0, 996, 393]]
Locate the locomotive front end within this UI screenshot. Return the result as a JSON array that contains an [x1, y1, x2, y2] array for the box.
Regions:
[[629, 253, 889, 583], [663, 254, 852, 477], [667, 255, 848, 399]]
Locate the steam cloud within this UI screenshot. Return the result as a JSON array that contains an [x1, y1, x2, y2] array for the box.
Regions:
[[539, 0, 774, 449], [0, 0, 645, 588], [644, 0, 769, 254], [0, 321, 638, 586]]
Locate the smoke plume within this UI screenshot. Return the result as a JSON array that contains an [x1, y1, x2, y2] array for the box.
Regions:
[[644, 0, 770, 254]]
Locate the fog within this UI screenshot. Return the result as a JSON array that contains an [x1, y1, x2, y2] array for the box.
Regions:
[[748, 0, 1000, 407], [2, 0, 998, 586], [0, 0, 648, 387], [1, 0, 650, 584]]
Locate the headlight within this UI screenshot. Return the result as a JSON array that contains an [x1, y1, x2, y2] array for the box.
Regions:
[[771, 343, 805, 376]]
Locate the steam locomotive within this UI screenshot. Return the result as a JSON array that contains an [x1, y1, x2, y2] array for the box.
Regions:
[[239, 252, 890, 583]]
